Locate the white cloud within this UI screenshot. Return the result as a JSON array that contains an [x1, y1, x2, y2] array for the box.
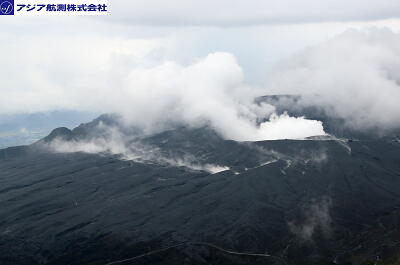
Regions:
[[3, 16, 399, 140], [0, 30, 326, 141], [99, 52, 325, 140], [266, 28, 400, 131]]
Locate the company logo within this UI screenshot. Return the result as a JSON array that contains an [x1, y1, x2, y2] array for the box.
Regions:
[[0, 0, 14, 15], [0, 0, 107, 16]]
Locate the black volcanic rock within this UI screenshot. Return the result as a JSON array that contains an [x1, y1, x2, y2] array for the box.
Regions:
[[71, 113, 122, 140], [42, 127, 73, 143], [1, 114, 400, 265]]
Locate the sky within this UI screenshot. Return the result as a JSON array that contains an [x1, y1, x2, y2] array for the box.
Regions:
[[1, 0, 400, 141]]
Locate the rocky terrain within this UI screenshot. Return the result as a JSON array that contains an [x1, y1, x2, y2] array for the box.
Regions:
[[1, 97, 400, 265]]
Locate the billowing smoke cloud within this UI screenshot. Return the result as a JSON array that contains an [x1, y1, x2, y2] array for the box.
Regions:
[[100, 52, 325, 141], [266, 28, 400, 132]]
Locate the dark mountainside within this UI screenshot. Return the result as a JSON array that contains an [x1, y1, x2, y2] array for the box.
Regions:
[[1, 96, 400, 265]]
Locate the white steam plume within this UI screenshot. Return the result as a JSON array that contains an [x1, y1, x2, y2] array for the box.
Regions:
[[103, 52, 325, 140], [47, 125, 230, 174]]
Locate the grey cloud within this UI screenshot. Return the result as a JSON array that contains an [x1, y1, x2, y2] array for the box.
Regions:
[[0, 24, 327, 141], [266, 28, 400, 133], [108, 0, 400, 27]]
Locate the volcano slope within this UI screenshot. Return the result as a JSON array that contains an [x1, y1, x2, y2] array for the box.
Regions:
[[1, 117, 400, 265]]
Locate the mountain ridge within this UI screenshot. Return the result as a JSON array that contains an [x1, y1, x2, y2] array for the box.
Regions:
[[1, 97, 400, 265]]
